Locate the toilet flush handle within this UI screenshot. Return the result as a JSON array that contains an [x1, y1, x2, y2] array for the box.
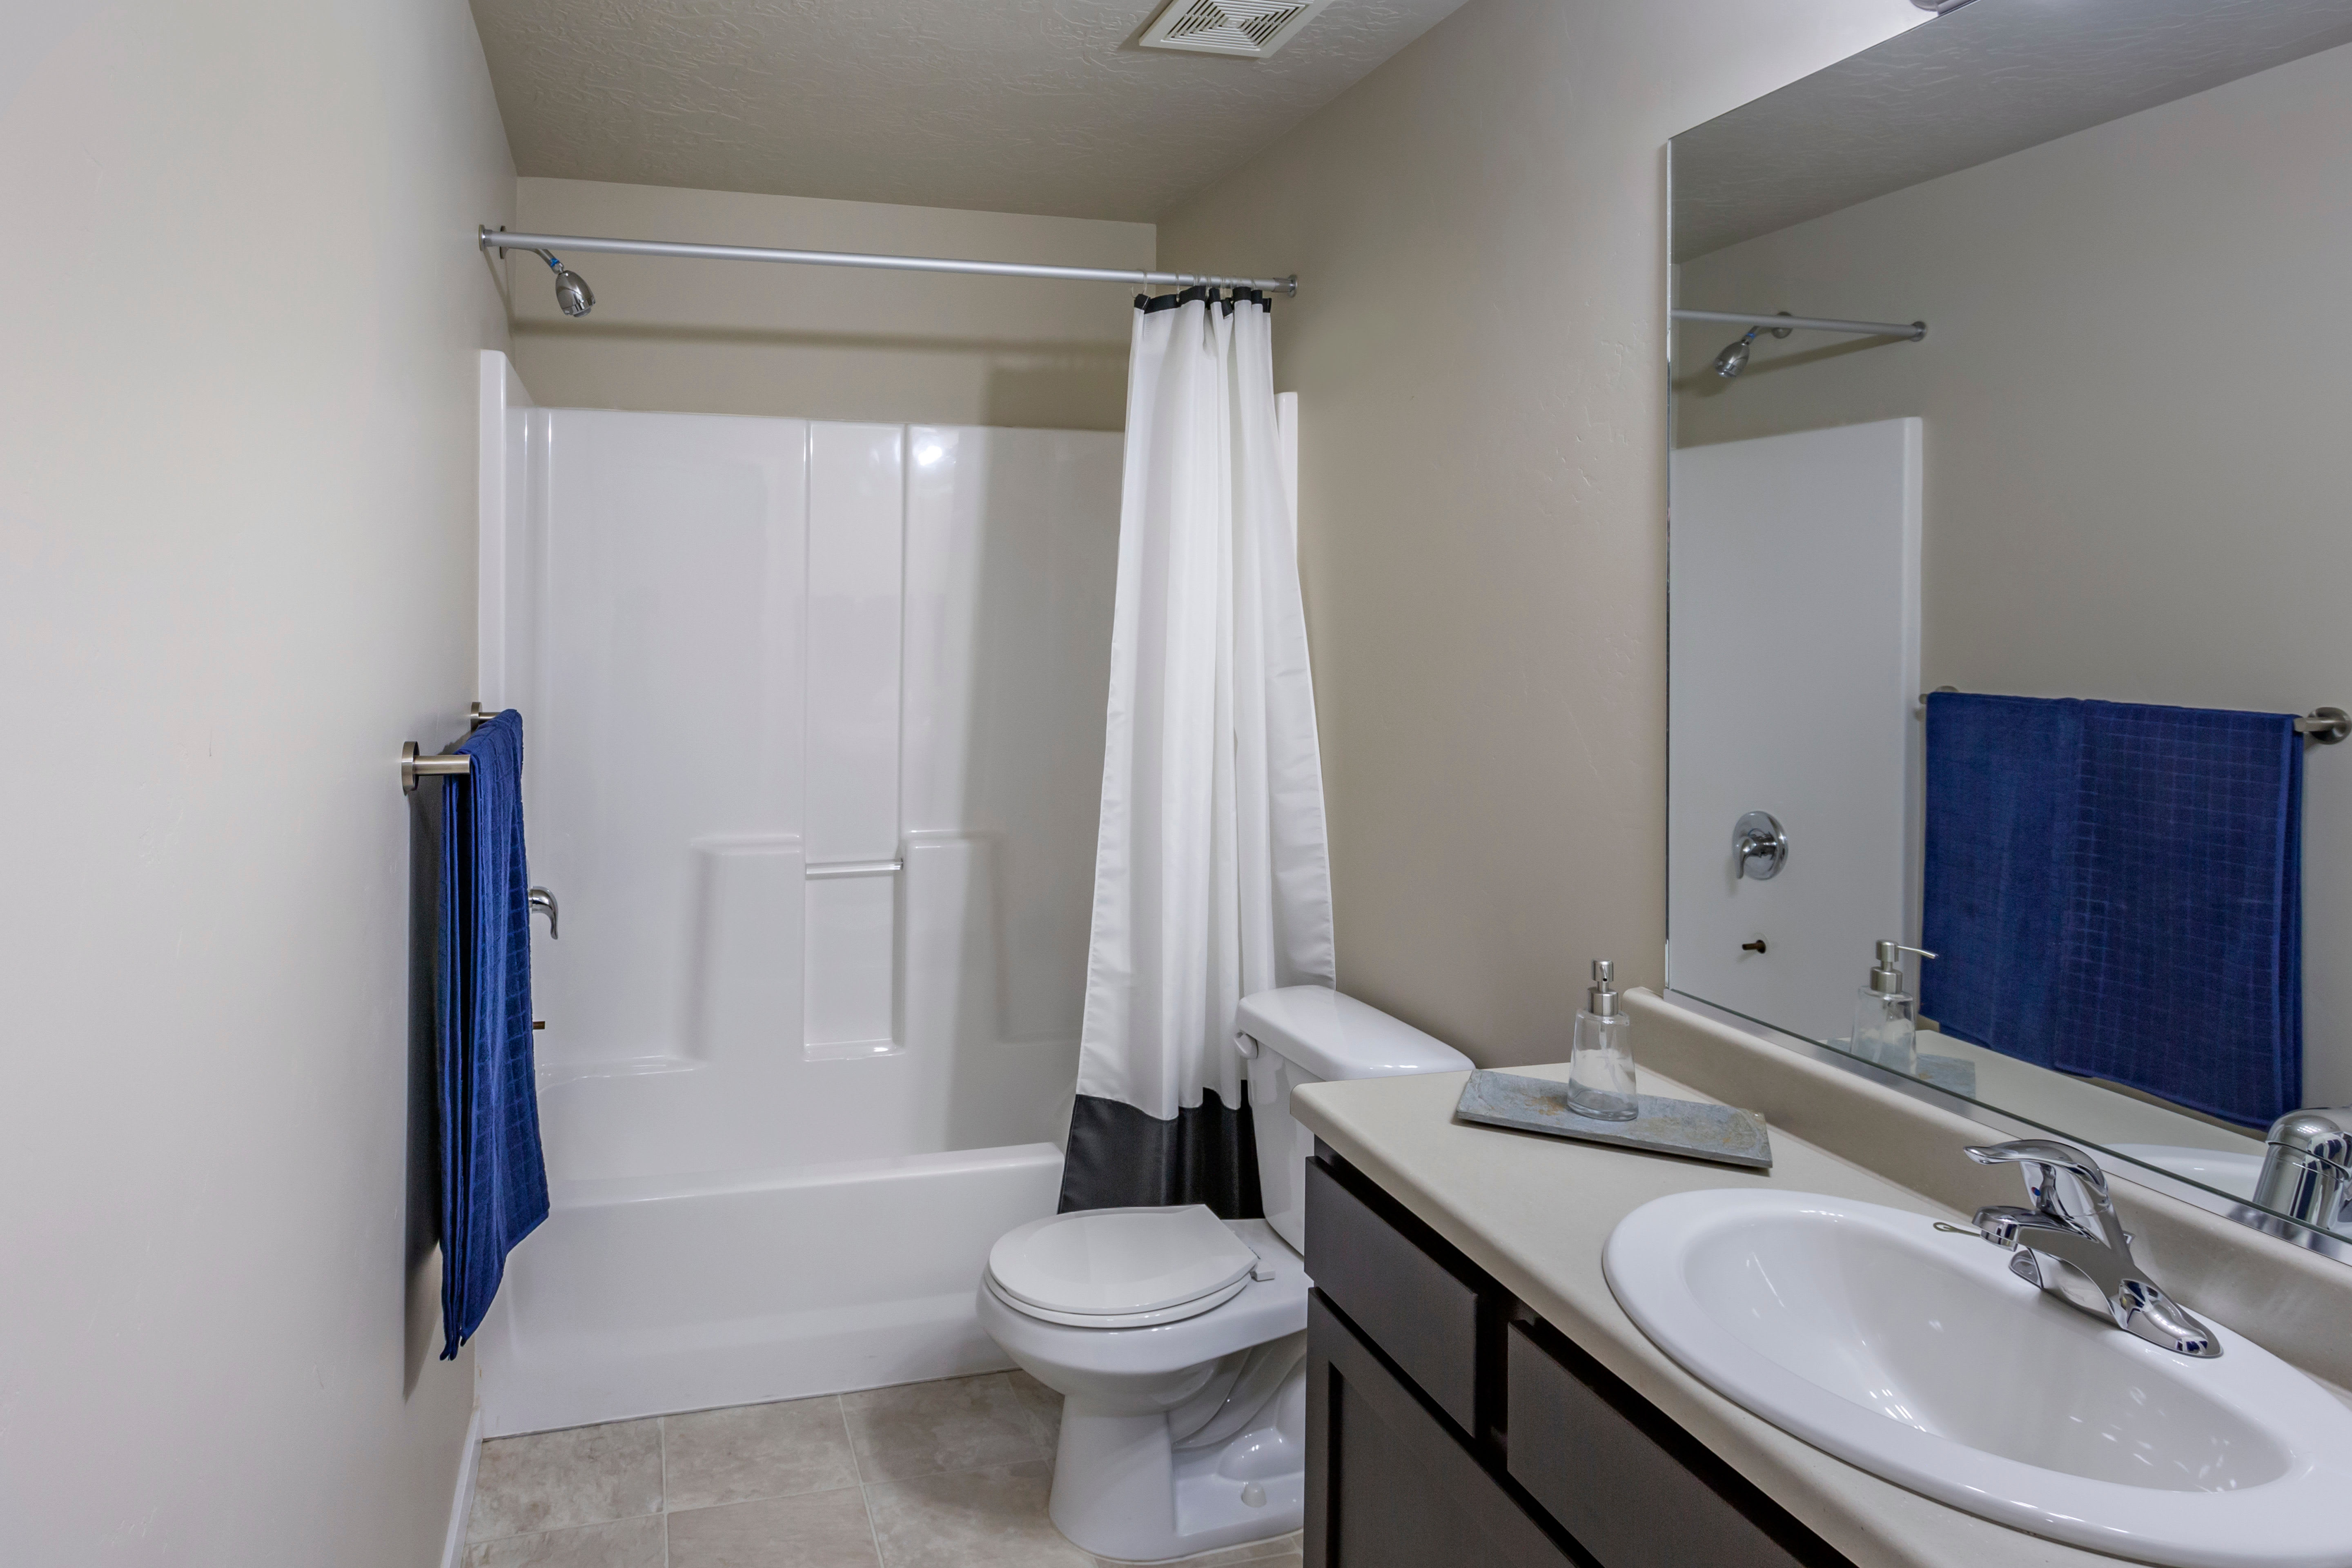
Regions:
[[1234, 1030, 1261, 1060]]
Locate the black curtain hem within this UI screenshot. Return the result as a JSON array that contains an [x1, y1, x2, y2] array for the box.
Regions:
[[1057, 1088, 1264, 1218]]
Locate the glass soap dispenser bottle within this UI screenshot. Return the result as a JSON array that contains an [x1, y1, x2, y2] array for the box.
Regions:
[[1852, 940, 1937, 1074], [1566, 959, 1638, 1121]]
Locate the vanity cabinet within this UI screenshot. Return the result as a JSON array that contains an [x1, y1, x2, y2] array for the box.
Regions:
[[1303, 1150, 1851, 1568]]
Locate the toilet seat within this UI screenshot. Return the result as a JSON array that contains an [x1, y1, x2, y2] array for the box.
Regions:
[[986, 1205, 1262, 1330]]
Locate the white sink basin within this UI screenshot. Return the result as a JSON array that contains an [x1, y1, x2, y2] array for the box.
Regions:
[[1604, 1190, 2352, 1567]]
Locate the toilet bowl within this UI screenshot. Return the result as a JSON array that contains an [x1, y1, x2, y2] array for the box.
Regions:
[[977, 986, 1472, 1562]]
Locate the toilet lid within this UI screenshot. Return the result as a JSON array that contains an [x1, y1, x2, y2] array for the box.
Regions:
[[987, 1205, 1260, 1318]]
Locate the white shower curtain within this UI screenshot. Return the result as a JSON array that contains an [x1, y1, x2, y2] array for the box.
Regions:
[[1058, 288, 1336, 1215]]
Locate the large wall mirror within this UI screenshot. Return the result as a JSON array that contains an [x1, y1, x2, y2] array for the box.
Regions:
[[1665, 0, 2352, 1252]]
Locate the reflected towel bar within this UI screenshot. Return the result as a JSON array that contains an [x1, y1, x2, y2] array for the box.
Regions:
[[1915, 689, 2350, 744]]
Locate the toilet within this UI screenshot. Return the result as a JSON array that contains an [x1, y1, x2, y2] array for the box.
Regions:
[[976, 986, 1473, 1562]]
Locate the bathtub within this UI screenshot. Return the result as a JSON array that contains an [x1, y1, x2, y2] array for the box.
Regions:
[[476, 1143, 1062, 1437]]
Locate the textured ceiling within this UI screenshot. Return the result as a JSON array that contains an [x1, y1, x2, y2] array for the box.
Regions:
[[1673, 0, 2352, 261], [470, 0, 1469, 222]]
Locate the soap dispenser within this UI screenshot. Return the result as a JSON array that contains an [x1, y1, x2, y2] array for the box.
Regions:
[[1852, 940, 1937, 1074], [1566, 959, 1638, 1121]]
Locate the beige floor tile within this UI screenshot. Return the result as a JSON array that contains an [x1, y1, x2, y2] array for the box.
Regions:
[[666, 1396, 862, 1510], [462, 1514, 666, 1568], [469, 1420, 664, 1542], [844, 1374, 1050, 1482], [1004, 1368, 1063, 1454], [667, 1487, 882, 1568], [865, 1461, 1093, 1568]]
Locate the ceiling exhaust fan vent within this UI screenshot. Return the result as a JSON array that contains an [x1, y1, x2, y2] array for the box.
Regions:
[[1138, 0, 1336, 59]]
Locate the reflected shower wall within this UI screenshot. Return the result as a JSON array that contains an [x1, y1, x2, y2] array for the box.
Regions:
[[470, 354, 1119, 1432]]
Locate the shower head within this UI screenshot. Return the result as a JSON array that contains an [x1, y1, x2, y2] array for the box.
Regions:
[[535, 249, 595, 318], [1713, 327, 1760, 379], [1710, 312, 1795, 379]]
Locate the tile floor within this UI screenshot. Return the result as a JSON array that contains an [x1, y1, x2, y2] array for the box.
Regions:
[[464, 1369, 1305, 1568]]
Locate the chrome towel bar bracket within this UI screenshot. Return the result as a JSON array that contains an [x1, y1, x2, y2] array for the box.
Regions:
[[2298, 707, 2351, 744], [401, 740, 471, 794], [401, 702, 506, 792]]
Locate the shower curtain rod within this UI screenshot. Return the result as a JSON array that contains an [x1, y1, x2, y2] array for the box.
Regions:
[[1673, 307, 1927, 341], [481, 227, 1299, 296]]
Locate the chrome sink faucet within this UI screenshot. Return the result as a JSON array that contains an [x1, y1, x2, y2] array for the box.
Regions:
[[2252, 1109, 2352, 1234], [1964, 1138, 2221, 1358]]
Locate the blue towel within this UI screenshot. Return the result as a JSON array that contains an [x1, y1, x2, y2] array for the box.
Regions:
[[1921, 694, 2301, 1129], [437, 708, 548, 1356]]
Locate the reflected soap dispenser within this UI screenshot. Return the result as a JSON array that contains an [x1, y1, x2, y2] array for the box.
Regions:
[[1566, 959, 1638, 1121], [1852, 940, 1937, 1074]]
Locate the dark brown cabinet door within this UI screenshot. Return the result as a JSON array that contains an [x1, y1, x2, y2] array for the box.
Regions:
[[1506, 1322, 1847, 1568], [1305, 1156, 1486, 1433], [1307, 1294, 1578, 1568]]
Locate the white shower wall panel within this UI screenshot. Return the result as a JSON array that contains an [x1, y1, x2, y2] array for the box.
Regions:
[[806, 423, 905, 865], [474, 367, 1125, 1430], [529, 409, 808, 1075], [903, 427, 1121, 1049]]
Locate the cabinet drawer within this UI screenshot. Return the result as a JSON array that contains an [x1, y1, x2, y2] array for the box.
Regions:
[[1304, 1157, 1482, 1431], [1506, 1323, 1841, 1568], [1309, 1293, 1573, 1568]]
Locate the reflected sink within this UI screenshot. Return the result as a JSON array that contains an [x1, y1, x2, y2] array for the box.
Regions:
[[1604, 1191, 2352, 1567]]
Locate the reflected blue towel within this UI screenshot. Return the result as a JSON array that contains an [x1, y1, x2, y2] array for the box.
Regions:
[[437, 708, 548, 1356], [1920, 694, 2301, 1129]]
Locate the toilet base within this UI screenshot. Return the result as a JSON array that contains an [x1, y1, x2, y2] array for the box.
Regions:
[[1047, 1363, 1306, 1563]]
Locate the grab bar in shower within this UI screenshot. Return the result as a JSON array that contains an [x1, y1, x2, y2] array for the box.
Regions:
[[806, 859, 904, 879]]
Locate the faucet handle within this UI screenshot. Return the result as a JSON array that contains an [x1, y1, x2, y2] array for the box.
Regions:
[[1965, 1138, 2110, 1202], [1965, 1139, 2123, 1247]]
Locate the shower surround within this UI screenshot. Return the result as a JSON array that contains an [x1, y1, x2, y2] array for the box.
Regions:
[[470, 354, 1117, 1435]]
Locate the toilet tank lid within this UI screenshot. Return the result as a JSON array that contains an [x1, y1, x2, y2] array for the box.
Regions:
[[1235, 986, 1473, 1081]]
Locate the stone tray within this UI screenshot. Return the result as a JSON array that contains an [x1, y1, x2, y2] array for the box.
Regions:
[[1454, 1070, 1773, 1171]]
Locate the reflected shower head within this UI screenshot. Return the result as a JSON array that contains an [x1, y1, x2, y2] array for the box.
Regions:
[[535, 249, 595, 317], [1713, 327, 1760, 379]]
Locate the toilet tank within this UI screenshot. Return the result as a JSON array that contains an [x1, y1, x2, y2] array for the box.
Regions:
[[1236, 986, 1474, 1254]]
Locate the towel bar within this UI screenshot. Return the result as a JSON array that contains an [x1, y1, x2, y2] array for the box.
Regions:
[[401, 703, 504, 792], [1915, 691, 2350, 745], [401, 740, 472, 793]]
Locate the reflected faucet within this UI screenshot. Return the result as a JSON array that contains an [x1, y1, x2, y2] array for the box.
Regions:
[[528, 886, 559, 940], [2250, 1109, 2352, 1238], [1965, 1138, 2220, 1357]]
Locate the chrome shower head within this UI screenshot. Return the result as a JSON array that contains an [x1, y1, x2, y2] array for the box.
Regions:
[[535, 249, 595, 318], [1710, 313, 1794, 379], [1713, 327, 1760, 379]]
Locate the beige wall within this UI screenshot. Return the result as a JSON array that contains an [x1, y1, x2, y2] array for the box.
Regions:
[[1673, 42, 2352, 1103], [1155, 0, 1920, 1066], [509, 178, 1154, 430], [0, 2, 513, 1564]]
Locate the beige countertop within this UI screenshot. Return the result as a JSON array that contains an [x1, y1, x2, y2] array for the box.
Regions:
[[1291, 1058, 2135, 1568]]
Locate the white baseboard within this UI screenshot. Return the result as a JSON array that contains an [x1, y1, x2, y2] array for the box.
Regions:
[[441, 1405, 485, 1568]]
